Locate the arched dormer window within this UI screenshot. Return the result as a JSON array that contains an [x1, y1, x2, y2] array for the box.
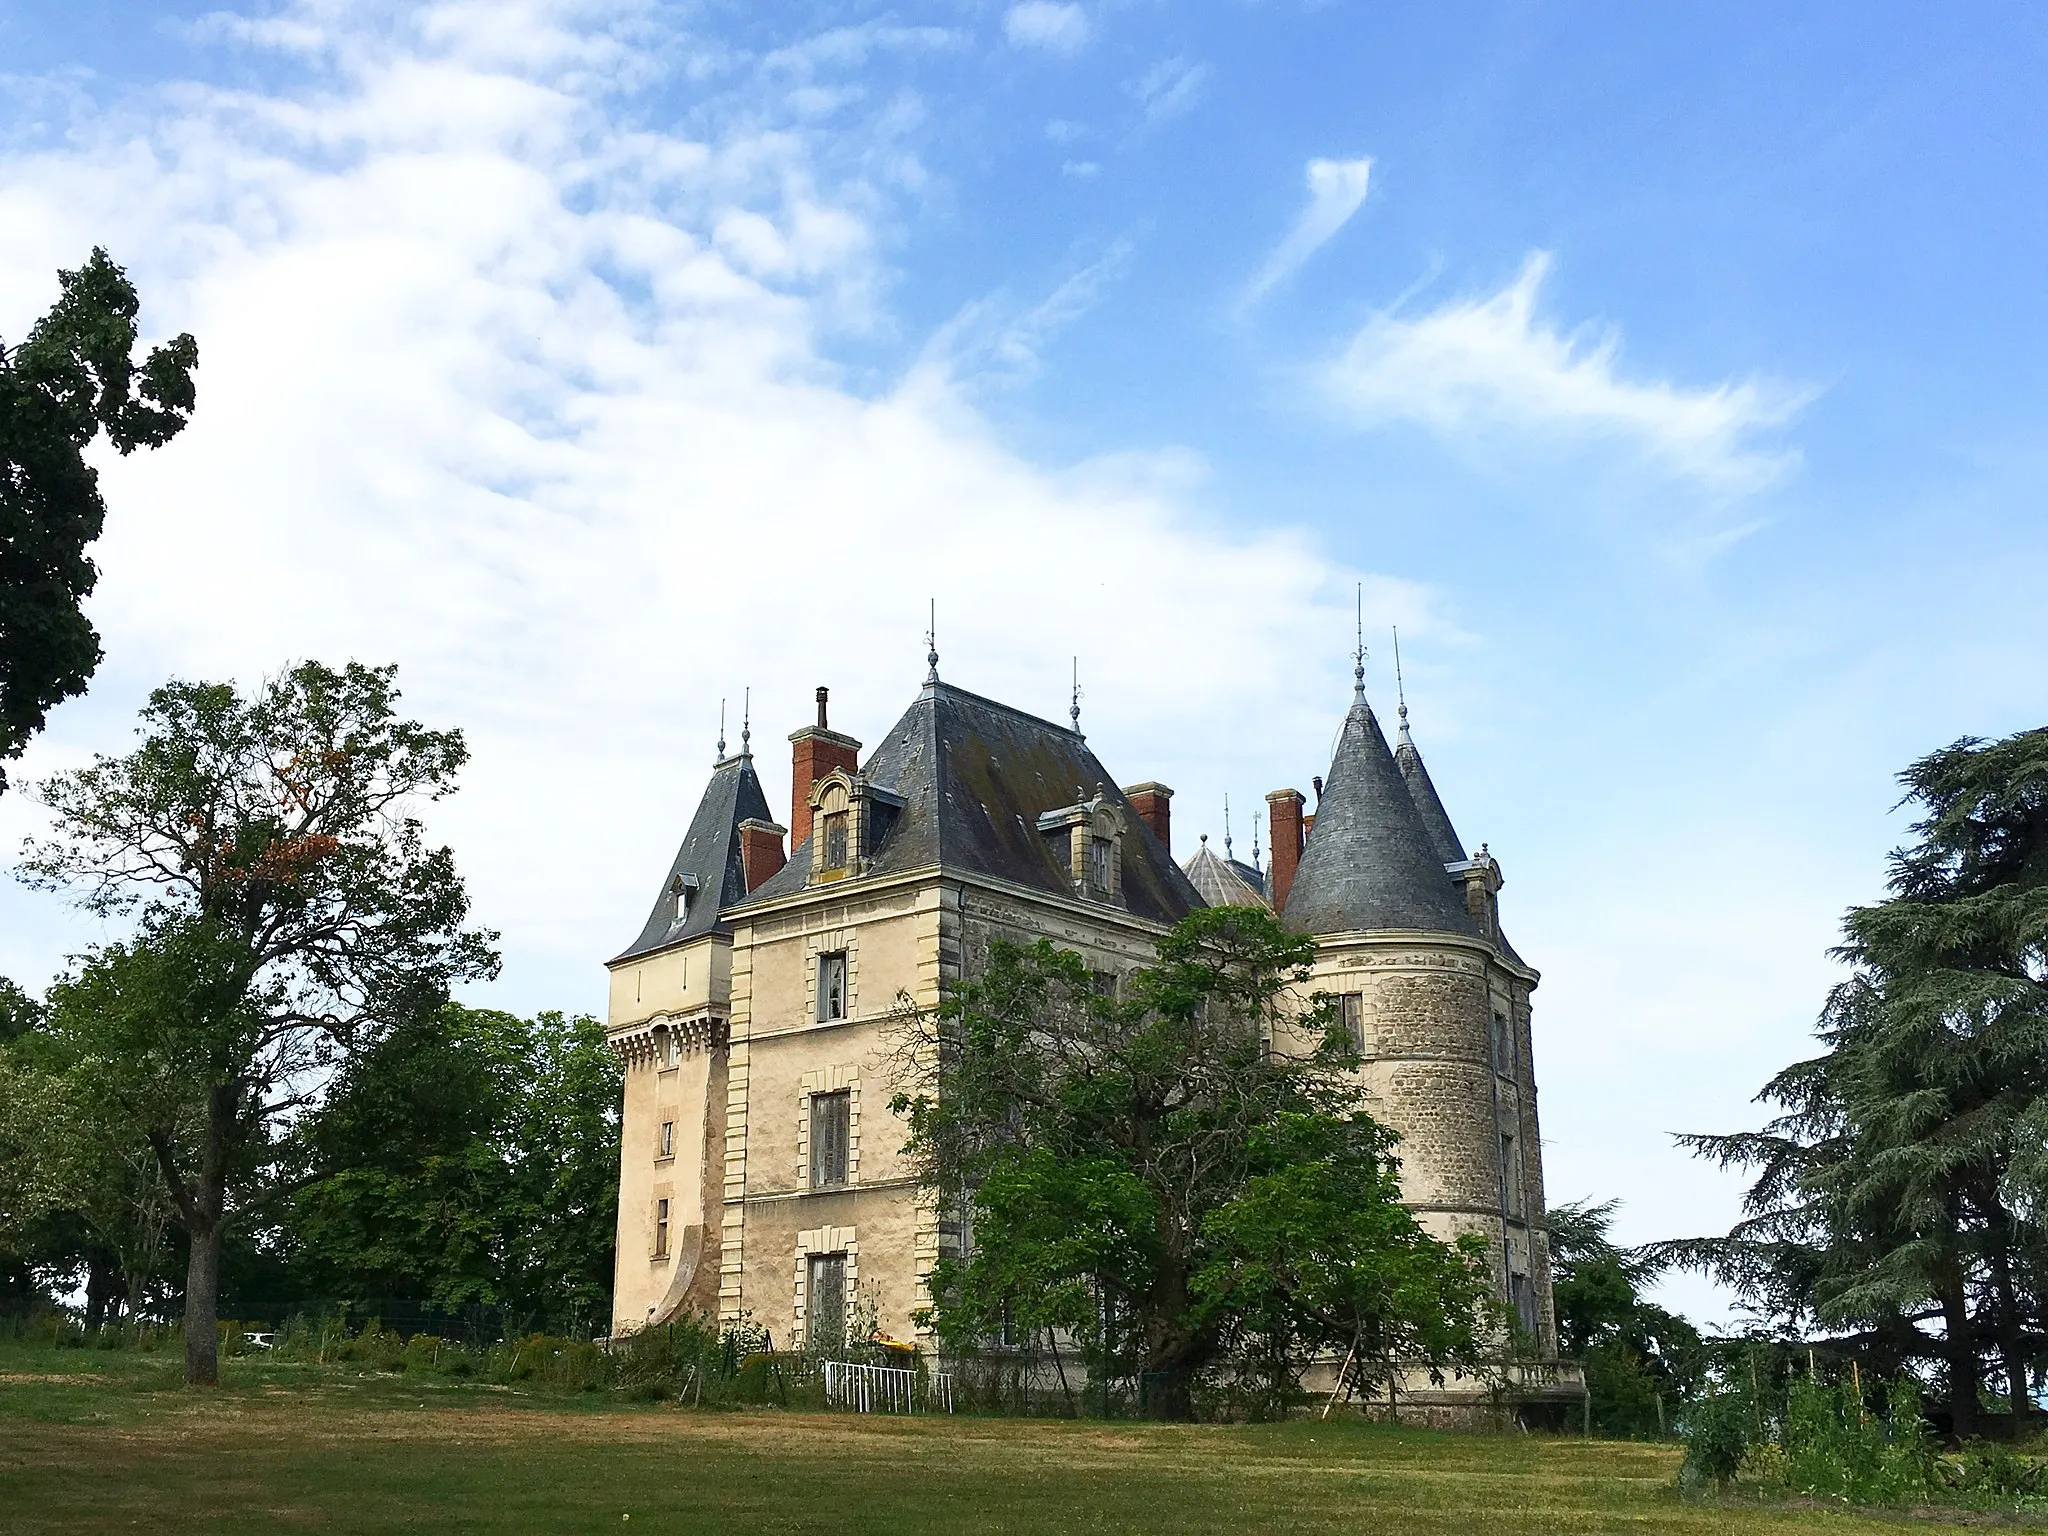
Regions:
[[1036, 785, 1127, 907], [807, 769, 905, 885]]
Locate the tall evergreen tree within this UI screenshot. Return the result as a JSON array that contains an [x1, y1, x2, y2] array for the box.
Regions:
[[1671, 727, 2048, 1436]]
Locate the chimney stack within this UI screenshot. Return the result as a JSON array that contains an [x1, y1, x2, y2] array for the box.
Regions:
[[738, 819, 787, 892], [1122, 782, 1173, 853], [1266, 789, 1305, 911], [788, 686, 861, 851]]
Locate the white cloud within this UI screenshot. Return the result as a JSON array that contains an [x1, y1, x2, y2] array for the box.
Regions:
[[0, 1, 1416, 1011], [1004, 2, 1089, 56], [916, 237, 1135, 388], [1327, 252, 1810, 490], [1130, 56, 1209, 124], [1060, 158, 1099, 179], [1242, 155, 1372, 309]]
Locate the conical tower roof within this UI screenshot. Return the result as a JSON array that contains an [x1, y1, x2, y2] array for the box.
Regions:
[[612, 751, 775, 963], [1393, 707, 1467, 865], [1282, 692, 1480, 937], [1182, 836, 1270, 909]]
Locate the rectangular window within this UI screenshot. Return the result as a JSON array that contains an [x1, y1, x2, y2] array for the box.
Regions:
[[1490, 1010, 1515, 1076], [817, 952, 847, 1022], [807, 1253, 848, 1353], [653, 1197, 670, 1258], [1339, 993, 1365, 1052], [1500, 1132, 1523, 1218], [1088, 835, 1111, 890], [1509, 1272, 1537, 1336], [1090, 969, 1117, 999], [810, 1090, 851, 1189], [823, 811, 849, 871], [658, 1120, 675, 1160]]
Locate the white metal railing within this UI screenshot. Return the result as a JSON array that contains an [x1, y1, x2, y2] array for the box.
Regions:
[[822, 1359, 955, 1414]]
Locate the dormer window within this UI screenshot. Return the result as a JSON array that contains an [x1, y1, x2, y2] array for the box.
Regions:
[[1037, 786, 1127, 907], [668, 871, 698, 924], [806, 770, 905, 884]]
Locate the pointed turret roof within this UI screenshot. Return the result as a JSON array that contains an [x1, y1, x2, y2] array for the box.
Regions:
[[738, 681, 1201, 924], [1393, 706, 1467, 865], [1282, 692, 1481, 938], [612, 752, 775, 963], [1182, 836, 1269, 909]]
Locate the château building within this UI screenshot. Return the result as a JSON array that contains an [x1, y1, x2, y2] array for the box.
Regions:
[[604, 652, 1574, 1418]]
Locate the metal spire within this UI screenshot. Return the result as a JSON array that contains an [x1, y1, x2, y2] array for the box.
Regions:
[[1393, 626, 1414, 747], [1069, 657, 1083, 739], [925, 600, 939, 686], [717, 697, 727, 763], [1223, 793, 1233, 860], [740, 687, 751, 758], [1353, 582, 1368, 702], [1252, 814, 1262, 875]]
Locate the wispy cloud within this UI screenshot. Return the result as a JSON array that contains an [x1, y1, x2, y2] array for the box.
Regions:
[[1326, 252, 1811, 490], [1130, 56, 1209, 124], [1004, 2, 1089, 56], [1242, 155, 1372, 310], [917, 238, 1135, 387]]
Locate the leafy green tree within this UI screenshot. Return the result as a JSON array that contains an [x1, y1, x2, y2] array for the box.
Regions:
[[25, 662, 498, 1383], [1548, 1198, 1702, 1434], [1670, 726, 2048, 1438], [282, 1003, 620, 1332], [896, 905, 1493, 1420], [1, 249, 197, 793]]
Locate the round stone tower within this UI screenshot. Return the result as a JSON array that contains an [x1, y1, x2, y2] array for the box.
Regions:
[[1267, 679, 1570, 1421]]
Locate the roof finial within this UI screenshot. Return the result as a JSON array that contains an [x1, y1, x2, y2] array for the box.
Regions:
[[717, 697, 727, 763], [1223, 792, 1233, 860], [925, 599, 939, 686], [1393, 626, 1414, 746], [1353, 582, 1367, 702], [740, 686, 751, 758], [1070, 657, 1084, 739], [1252, 814, 1262, 875]]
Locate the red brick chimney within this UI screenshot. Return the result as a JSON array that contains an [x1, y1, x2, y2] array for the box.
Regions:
[[1266, 789, 1305, 911], [788, 686, 860, 851], [1122, 782, 1173, 853], [738, 818, 787, 893]]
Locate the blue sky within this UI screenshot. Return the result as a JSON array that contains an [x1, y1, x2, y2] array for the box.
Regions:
[[3, 1, 2045, 1324]]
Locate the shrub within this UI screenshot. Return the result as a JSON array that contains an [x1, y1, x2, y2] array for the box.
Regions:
[[1678, 1385, 1753, 1490]]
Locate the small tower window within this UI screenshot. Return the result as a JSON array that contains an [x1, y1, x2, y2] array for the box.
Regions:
[[1339, 993, 1365, 1052], [658, 1120, 675, 1160], [1088, 836, 1111, 892], [823, 811, 849, 872], [653, 1198, 671, 1258]]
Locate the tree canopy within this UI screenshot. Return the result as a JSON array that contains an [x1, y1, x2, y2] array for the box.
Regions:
[[1668, 726, 2048, 1437], [1548, 1198, 1702, 1434], [22, 661, 497, 1382], [1, 249, 197, 793], [894, 905, 1495, 1420]]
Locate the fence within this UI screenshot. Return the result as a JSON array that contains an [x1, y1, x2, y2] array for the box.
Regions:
[[822, 1359, 954, 1414]]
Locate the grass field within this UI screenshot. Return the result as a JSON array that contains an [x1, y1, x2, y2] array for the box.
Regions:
[[0, 1340, 1999, 1533]]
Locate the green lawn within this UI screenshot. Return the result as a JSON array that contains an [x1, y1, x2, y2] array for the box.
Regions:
[[0, 1340, 1993, 1533]]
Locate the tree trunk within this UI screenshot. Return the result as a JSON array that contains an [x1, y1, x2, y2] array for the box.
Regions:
[[1987, 1206, 2032, 1422], [183, 1216, 222, 1386], [1938, 1270, 1980, 1441]]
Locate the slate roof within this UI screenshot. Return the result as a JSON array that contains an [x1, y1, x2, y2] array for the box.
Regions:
[[1182, 838, 1270, 909], [611, 752, 775, 964], [1281, 692, 1482, 939], [737, 681, 1202, 924], [1394, 713, 1468, 865]]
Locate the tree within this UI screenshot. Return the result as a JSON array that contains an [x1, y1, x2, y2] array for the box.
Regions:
[[895, 905, 1494, 1420], [1670, 726, 2048, 1437], [25, 661, 498, 1383], [1548, 1198, 1702, 1434], [281, 1003, 620, 1333], [1, 249, 197, 793]]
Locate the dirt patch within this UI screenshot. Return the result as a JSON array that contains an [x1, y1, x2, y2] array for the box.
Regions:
[[0, 1374, 109, 1386]]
